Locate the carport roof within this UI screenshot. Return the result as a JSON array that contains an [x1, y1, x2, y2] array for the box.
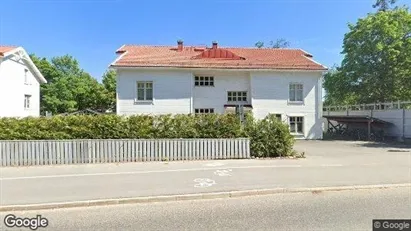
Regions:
[[323, 115, 392, 125]]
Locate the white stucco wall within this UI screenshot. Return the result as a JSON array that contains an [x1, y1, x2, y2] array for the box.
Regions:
[[193, 71, 250, 113], [0, 56, 40, 117], [116, 68, 323, 139], [250, 71, 323, 139], [116, 69, 192, 115]]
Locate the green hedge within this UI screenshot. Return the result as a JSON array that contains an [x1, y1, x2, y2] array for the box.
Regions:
[[0, 113, 294, 157]]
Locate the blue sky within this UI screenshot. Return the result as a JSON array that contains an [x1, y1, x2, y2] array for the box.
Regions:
[[1, 0, 410, 81]]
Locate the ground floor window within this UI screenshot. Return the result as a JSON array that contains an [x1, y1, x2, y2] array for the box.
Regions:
[[24, 95, 31, 109], [195, 108, 214, 114], [289, 116, 303, 134], [274, 114, 282, 121]]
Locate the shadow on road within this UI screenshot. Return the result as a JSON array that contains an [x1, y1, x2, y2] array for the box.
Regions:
[[354, 142, 411, 150]]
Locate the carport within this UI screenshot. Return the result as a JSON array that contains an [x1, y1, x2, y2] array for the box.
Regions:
[[323, 115, 392, 141]]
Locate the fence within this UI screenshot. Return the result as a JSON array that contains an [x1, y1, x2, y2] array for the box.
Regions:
[[323, 101, 411, 139], [0, 138, 250, 167]]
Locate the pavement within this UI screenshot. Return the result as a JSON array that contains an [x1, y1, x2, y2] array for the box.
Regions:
[[1, 187, 410, 230], [0, 140, 410, 209]]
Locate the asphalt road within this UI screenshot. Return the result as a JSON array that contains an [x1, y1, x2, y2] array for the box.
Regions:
[[1, 142, 410, 206], [1, 187, 410, 231]]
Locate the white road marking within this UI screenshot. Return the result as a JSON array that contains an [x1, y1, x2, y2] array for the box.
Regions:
[[0, 164, 308, 181], [214, 169, 232, 176], [204, 162, 225, 167], [193, 178, 216, 188]]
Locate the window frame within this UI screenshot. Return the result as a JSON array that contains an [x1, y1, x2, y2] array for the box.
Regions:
[[24, 94, 31, 109], [288, 116, 304, 135], [227, 91, 248, 103], [288, 83, 304, 104], [194, 108, 215, 114], [24, 69, 29, 85], [194, 76, 214, 87], [136, 81, 154, 102]]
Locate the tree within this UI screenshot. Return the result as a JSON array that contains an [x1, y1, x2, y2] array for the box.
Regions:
[[255, 41, 264, 48], [32, 55, 113, 114], [101, 70, 117, 112], [270, 38, 290, 48], [373, 0, 397, 11], [255, 38, 290, 48], [324, 8, 411, 104]]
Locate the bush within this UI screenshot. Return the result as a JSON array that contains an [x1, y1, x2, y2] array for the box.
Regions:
[[0, 113, 294, 157], [244, 113, 295, 157]]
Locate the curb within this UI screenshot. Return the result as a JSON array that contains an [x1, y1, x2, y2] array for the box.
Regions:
[[1, 183, 410, 212]]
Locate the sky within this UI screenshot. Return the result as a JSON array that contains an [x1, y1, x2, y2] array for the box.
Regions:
[[1, 0, 410, 81]]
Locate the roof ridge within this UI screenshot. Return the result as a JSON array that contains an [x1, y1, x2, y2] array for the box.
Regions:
[[120, 44, 305, 51]]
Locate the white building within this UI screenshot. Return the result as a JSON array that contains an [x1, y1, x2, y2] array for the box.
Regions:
[[0, 46, 47, 117], [110, 41, 327, 139]]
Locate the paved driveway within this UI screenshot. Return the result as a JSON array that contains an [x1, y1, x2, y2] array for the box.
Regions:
[[294, 140, 411, 157]]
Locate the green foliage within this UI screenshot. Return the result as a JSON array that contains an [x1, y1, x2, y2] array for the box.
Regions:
[[30, 54, 116, 115], [255, 38, 290, 48], [0, 114, 294, 158], [373, 0, 397, 11], [324, 7, 411, 105], [101, 70, 117, 112], [243, 113, 295, 157]]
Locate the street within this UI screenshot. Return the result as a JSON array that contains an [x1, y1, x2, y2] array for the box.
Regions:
[[0, 140, 410, 206], [1, 187, 410, 230]]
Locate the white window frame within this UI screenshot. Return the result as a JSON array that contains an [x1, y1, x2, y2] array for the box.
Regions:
[[194, 76, 214, 87], [289, 83, 304, 104], [24, 95, 31, 109], [288, 116, 304, 135], [136, 81, 153, 102], [24, 69, 30, 85], [227, 91, 247, 103], [195, 108, 215, 114]]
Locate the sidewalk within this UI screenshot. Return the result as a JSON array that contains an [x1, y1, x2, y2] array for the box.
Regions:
[[1, 151, 410, 207]]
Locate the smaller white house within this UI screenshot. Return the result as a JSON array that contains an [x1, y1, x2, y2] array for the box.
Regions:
[[0, 46, 47, 117]]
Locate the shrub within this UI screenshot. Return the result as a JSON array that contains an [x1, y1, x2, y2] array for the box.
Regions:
[[0, 113, 294, 157], [244, 113, 295, 157]]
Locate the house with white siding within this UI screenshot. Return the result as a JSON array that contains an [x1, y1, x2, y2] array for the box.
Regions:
[[0, 46, 47, 117], [110, 41, 327, 139]]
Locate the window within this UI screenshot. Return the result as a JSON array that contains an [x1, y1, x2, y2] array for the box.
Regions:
[[227, 91, 247, 102], [195, 108, 214, 114], [24, 95, 31, 109], [24, 69, 29, 84], [136, 81, 153, 101], [275, 114, 282, 121], [289, 83, 303, 102], [289, 116, 303, 134], [194, 76, 214, 86]]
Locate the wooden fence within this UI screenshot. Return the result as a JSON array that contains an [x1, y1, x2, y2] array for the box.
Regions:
[[0, 138, 250, 167]]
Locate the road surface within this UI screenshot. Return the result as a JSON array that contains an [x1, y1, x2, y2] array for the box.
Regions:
[[1, 187, 410, 230], [1, 141, 410, 206]]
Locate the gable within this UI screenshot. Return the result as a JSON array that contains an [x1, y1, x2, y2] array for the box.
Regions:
[[0, 46, 47, 84]]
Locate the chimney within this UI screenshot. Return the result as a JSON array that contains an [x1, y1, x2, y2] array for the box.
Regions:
[[177, 40, 183, 51], [212, 41, 218, 49]]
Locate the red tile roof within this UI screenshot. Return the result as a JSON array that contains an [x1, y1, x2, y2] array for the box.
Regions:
[[112, 44, 327, 70], [0, 46, 17, 56]]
